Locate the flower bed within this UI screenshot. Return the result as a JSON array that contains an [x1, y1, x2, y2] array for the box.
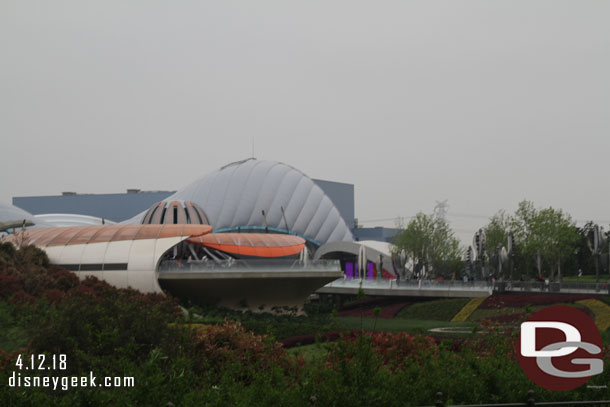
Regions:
[[577, 299, 610, 331], [482, 313, 528, 324], [324, 331, 440, 371], [480, 293, 594, 309], [451, 296, 487, 322]]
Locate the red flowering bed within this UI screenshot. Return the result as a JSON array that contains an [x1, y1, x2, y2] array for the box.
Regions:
[[190, 320, 291, 377], [480, 294, 593, 309], [368, 331, 438, 364], [324, 331, 440, 371]]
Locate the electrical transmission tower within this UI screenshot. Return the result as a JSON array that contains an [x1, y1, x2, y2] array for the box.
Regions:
[[434, 199, 449, 221]]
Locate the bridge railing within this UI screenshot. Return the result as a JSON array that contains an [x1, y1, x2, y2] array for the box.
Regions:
[[506, 280, 609, 294], [325, 278, 493, 291], [323, 278, 609, 295]]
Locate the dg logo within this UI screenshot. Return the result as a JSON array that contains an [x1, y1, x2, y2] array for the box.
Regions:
[[517, 305, 604, 391]]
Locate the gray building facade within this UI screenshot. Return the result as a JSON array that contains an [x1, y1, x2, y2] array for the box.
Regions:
[[13, 190, 174, 223]]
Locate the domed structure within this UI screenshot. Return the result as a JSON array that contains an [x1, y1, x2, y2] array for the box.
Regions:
[[162, 159, 353, 245], [141, 200, 209, 225]]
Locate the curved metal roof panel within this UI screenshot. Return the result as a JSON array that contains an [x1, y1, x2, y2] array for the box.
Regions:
[[0, 202, 52, 230], [162, 159, 353, 245], [33, 214, 116, 227]]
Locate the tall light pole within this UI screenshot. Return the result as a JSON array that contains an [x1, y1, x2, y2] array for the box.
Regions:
[[507, 231, 515, 282]]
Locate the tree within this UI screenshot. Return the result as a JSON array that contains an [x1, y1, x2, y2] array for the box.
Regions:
[[575, 222, 609, 280], [481, 201, 581, 280], [484, 201, 579, 280], [393, 213, 462, 278], [484, 210, 511, 253], [529, 207, 579, 280], [483, 210, 517, 279]]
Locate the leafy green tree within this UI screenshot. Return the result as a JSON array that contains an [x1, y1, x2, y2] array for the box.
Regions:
[[393, 213, 462, 278], [574, 222, 597, 276], [484, 210, 511, 254], [482, 201, 581, 280], [482, 210, 513, 279], [486, 201, 579, 280], [531, 207, 579, 280]]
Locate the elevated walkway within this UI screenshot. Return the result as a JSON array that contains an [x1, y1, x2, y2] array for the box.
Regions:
[[157, 259, 342, 310], [317, 279, 493, 298], [317, 278, 610, 298]]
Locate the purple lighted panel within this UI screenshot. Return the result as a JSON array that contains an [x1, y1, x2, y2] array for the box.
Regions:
[[345, 262, 354, 279]]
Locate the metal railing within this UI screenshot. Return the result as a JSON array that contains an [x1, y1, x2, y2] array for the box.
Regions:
[[323, 277, 610, 295], [428, 390, 610, 407], [506, 281, 609, 294], [158, 259, 341, 273]]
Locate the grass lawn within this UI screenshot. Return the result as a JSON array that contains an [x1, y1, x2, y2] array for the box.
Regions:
[[332, 315, 474, 336], [395, 298, 470, 321]]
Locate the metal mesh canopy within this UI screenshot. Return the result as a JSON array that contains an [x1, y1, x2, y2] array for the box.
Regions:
[[164, 159, 353, 245], [13, 224, 212, 247]]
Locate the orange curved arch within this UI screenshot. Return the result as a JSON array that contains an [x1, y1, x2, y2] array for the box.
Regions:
[[187, 233, 305, 258]]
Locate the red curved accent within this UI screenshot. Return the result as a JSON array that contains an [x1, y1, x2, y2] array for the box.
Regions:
[[187, 233, 305, 257]]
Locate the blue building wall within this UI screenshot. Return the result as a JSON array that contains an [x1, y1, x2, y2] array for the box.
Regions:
[[13, 191, 174, 223]]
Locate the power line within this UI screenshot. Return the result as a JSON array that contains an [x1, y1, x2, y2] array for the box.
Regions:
[[359, 213, 610, 226], [358, 212, 491, 223], [358, 216, 416, 224], [447, 212, 492, 219]]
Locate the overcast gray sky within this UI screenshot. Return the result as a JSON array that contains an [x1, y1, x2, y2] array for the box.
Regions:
[[1, 0, 609, 243]]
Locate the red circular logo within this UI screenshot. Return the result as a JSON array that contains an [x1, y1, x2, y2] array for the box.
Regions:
[[517, 305, 603, 391]]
